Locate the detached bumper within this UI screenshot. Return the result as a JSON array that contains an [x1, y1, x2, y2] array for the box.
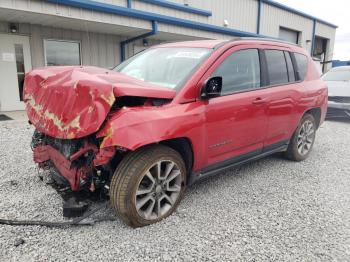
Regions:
[[327, 101, 350, 118], [33, 145, 96, 191]]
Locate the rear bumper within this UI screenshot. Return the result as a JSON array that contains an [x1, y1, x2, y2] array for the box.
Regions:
[[327, 101, 350, 118]]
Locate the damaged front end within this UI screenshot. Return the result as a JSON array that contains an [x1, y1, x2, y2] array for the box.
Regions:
[[31, 130, 118, 192], [24, 66, 175, 194]]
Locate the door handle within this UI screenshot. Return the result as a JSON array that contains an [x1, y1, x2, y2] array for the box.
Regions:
[[252, 97, 267, 105]]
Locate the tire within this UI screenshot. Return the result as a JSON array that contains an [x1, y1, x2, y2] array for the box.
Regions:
[[285, 113, 316, 161], [109, 145, 186, 227]]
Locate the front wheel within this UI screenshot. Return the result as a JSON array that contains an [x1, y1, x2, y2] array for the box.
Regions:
[[285, 113, 316, 161], [109, 145, 186, 227]]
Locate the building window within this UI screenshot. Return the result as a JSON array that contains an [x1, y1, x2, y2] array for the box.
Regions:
[[279, 27, 299, 44], [44, 40, 81, 66], [14, 44, 25, 101]]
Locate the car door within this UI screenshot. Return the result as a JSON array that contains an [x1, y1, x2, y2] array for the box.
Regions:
[[262, 48, 300, 148], [201, 46, 270, 168]]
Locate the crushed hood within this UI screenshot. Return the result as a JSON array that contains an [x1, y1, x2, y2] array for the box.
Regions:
[[24, 66, 176, 139]]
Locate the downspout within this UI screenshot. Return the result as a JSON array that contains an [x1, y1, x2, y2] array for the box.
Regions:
[[257, 0, 262, 34], [120, 20, 158, 62], [127, 0, 132, 8], [311, 19, 316, 56]]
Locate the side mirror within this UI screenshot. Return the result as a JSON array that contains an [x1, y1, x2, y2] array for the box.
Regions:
[[201, 76, 222, 99]]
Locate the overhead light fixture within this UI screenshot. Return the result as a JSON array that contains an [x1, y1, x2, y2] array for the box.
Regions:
[[9, 23, 18, 33], [143, 39, 149, 47]]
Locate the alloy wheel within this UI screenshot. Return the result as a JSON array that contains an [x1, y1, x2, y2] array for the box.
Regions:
[[297, 120, 315, 156], [135, 160, 183, 220]]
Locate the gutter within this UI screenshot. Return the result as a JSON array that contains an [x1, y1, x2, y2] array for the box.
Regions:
[[257, 0, 262, 34], [45, 0, 261, 38], [311, 19, 316, 56], [120, 21, 158, 61]]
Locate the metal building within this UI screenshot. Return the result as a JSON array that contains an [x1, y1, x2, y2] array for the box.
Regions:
[[0, 0, 336, 111]]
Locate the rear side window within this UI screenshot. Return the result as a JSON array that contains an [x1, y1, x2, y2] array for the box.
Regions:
[[265, 50, 289, 85], [212, 49, 261, 95], [284, 52, 295, 82], [294, 53, 308, 81]]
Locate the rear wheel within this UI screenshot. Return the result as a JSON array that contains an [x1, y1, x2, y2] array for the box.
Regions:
[[110, 145, 186, 227], [285, 113, 316, 161]]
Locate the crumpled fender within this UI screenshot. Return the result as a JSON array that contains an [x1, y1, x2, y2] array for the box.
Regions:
[[96, 103, 205, 152]]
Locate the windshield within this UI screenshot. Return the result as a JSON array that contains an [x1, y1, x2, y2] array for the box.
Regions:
[[322, 69, 350, 81], [114, 47, 211, 89]]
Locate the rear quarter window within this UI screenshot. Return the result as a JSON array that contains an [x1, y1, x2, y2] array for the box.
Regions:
[[294, 53, 308, 81], [265, 50, 289, 85]]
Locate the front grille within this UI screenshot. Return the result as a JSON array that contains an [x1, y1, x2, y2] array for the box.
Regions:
[[46, 136, 85, 158], [328, 96, 350, 103]]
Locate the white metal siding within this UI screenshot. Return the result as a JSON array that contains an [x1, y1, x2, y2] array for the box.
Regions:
[[0, 0, 151, 31], [95, 0, 258, 33], [260, 3, 314, 52], [0, 0, 337, 66], [0, 22, 122, 69], [315, 22, 336, 71], [189, 0, 258, 33]]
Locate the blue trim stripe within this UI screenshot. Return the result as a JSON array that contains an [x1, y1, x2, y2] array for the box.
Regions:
[[139, 0, 212, 17], [45, 0, 261, 38], [262, 0, 337, 28]]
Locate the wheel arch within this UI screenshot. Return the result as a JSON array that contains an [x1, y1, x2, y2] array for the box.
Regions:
[[304, 107, 321, 128], [159, 137, 194, 178]]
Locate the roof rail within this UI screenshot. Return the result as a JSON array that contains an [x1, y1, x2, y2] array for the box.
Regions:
[[239, 37, 301, 47]]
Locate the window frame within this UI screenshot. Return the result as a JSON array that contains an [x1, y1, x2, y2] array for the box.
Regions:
[[196, 46, 307, 100], [263, 49, 290, 87], [291, 52, 309, 81], [260, 49, 304, 88], [43, 39, 82, 66], [209, 48, 264, 97], [283, 51, 297, 82]]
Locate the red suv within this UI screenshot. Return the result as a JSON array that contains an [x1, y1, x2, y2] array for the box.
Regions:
[[24, 39, 327, 227]]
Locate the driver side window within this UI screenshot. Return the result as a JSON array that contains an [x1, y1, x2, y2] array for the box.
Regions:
[[212, 49, 261, 95]]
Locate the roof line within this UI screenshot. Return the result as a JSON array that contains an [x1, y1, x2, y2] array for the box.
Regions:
[[45, 0, 262, 38], [138, 0, 212, 17], [239, 37, 301, 47], [262, 0, 338, 28]]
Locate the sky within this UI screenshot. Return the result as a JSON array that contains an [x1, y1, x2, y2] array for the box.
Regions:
[[275, 0, 350, 60]]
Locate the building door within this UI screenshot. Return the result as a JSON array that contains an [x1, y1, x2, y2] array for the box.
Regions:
[[279, 27, 299, 44], [0, 34, 31, 111]]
